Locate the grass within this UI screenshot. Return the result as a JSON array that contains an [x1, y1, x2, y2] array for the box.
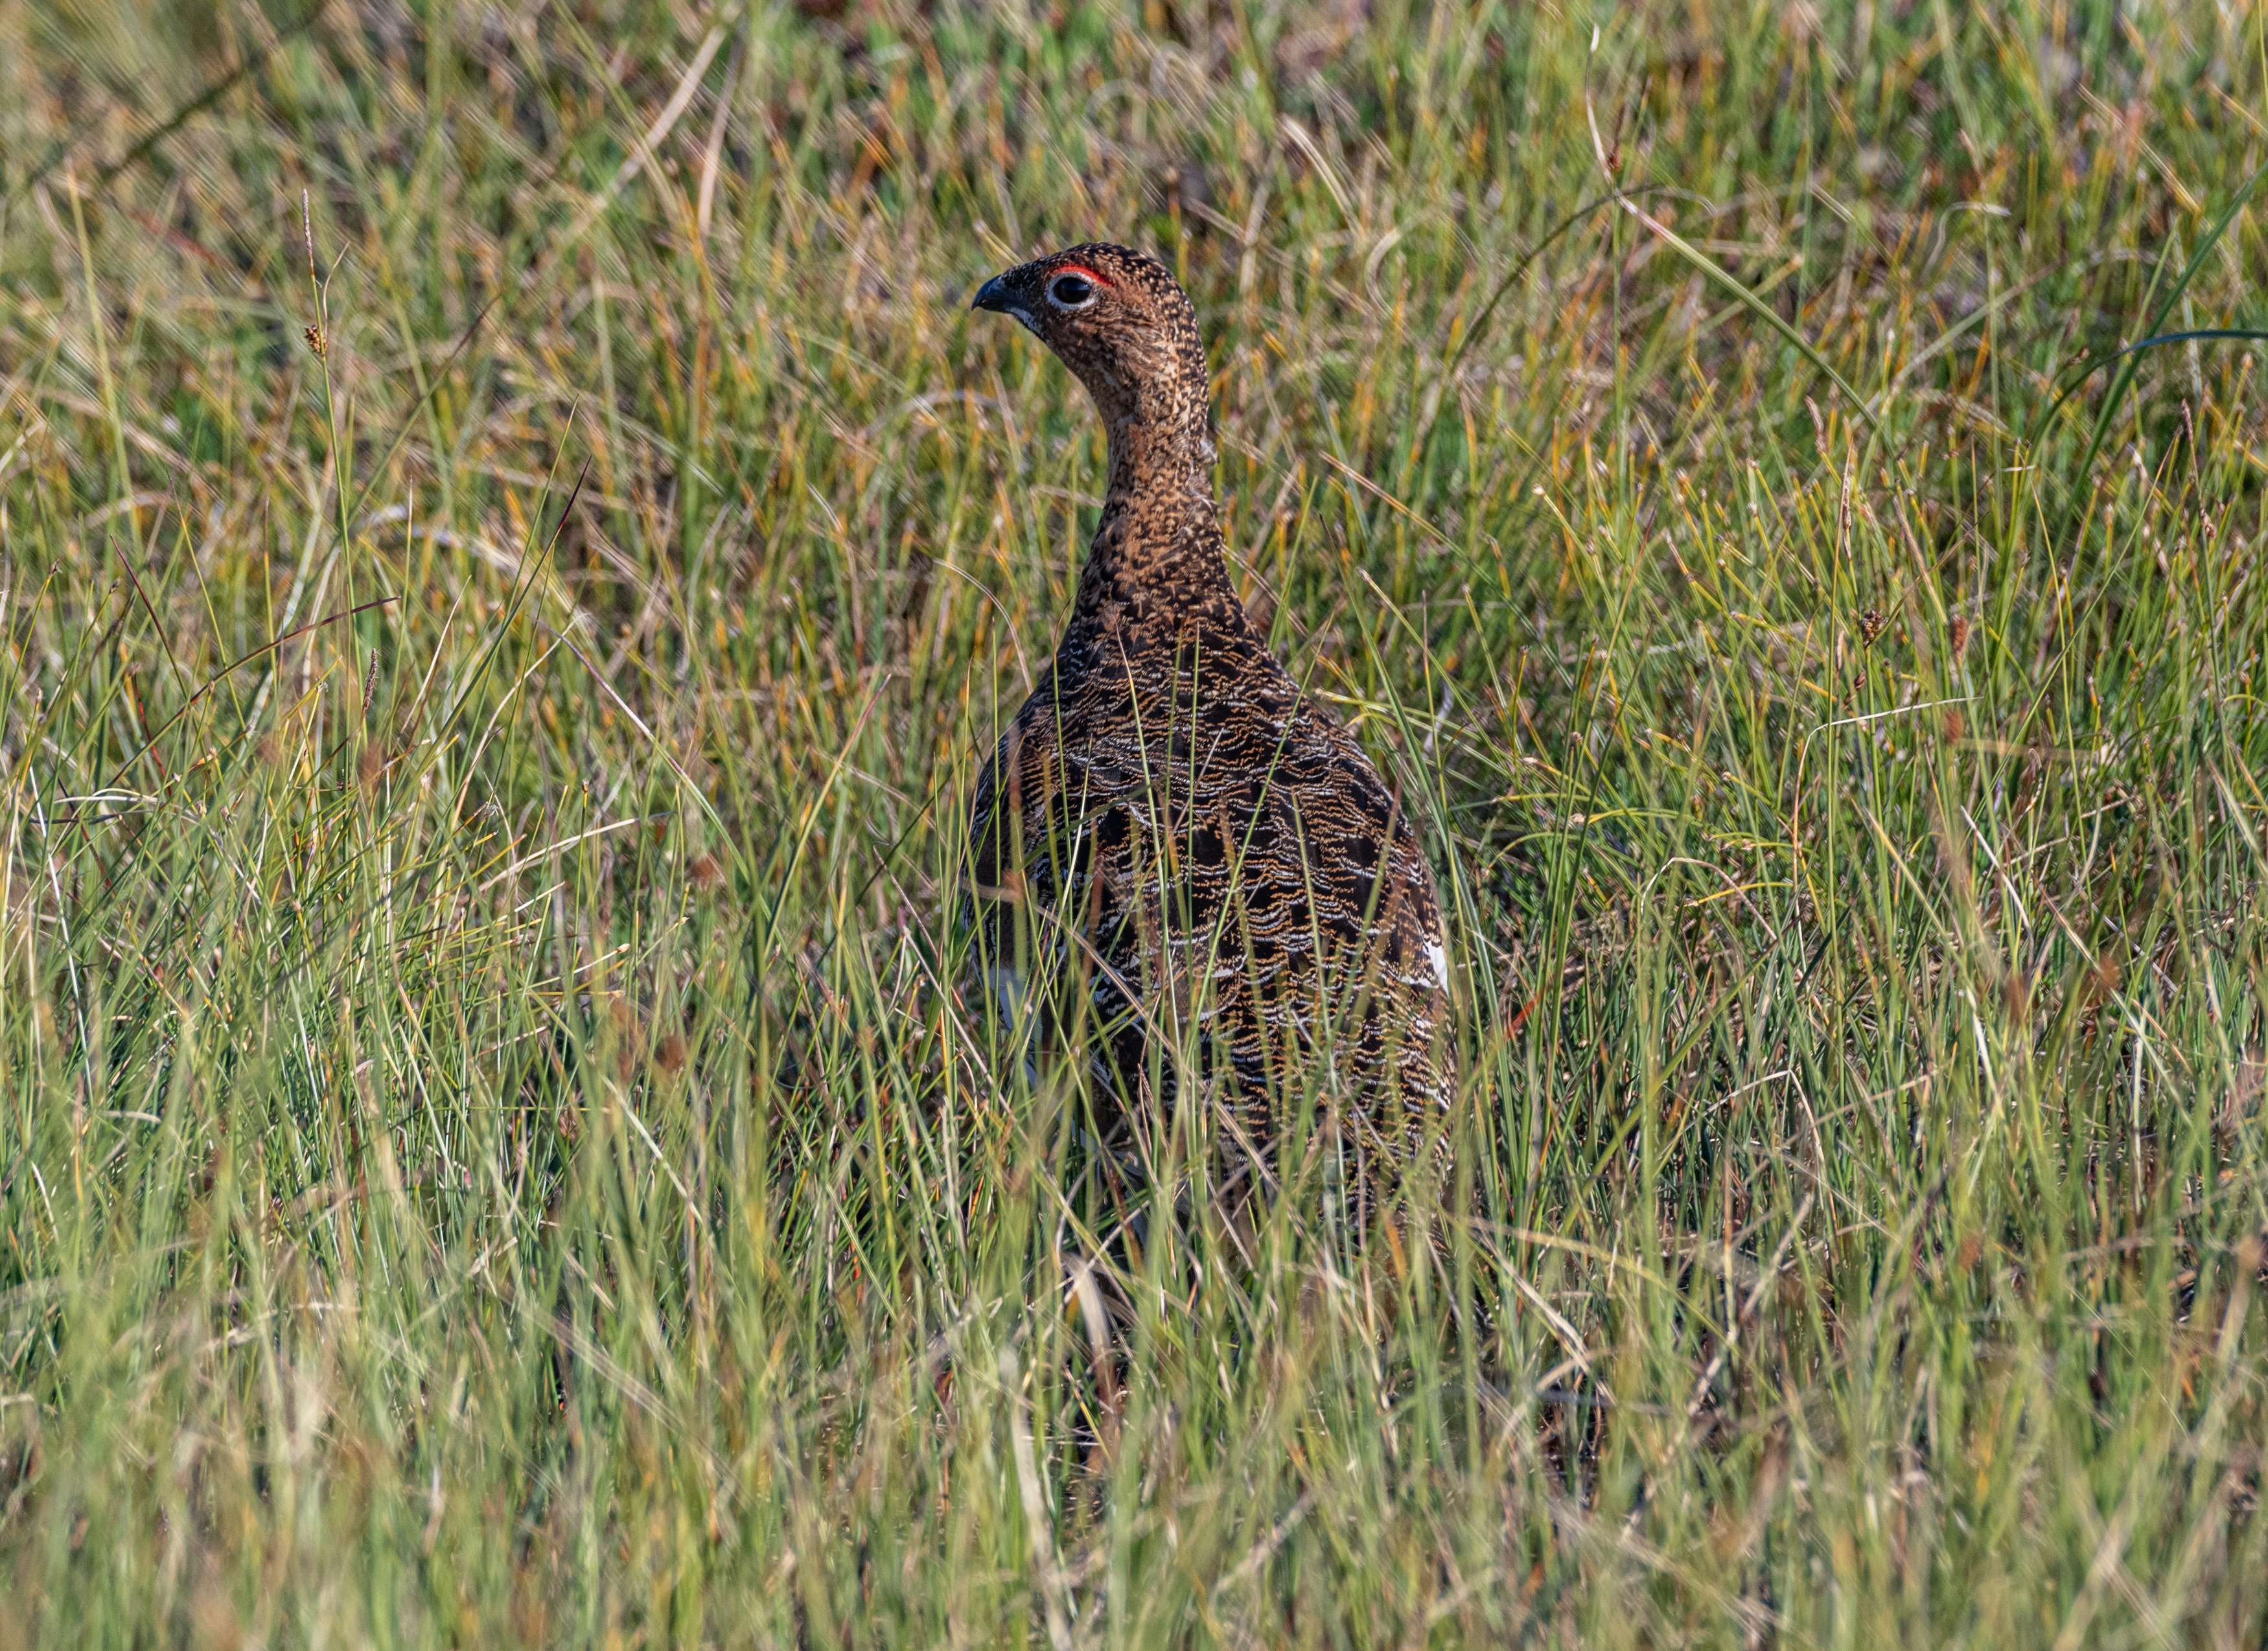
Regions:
[[3, 0, 2267, 1642]]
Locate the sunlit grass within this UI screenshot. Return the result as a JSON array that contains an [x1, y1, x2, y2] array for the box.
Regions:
[[3, 0, 2265, 1643]]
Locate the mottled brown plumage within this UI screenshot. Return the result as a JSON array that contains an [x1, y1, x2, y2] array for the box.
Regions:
[[966, 243, 1452, 1176]]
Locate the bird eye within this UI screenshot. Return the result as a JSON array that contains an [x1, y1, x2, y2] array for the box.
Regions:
[[1047, 273, 1096, 309]]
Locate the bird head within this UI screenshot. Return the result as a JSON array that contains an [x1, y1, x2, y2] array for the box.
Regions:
[[971, 243, 1211, 454]]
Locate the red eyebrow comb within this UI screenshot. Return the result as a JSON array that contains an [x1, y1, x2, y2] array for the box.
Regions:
[[1049, 262, 1114, 287]]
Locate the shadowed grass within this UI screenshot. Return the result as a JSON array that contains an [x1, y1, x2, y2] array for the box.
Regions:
[[3, 0, 2266, 1643]]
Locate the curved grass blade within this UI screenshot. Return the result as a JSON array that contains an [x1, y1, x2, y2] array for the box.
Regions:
[[2046, 158, 2268, 542], [2037, 329, 2268, 438]]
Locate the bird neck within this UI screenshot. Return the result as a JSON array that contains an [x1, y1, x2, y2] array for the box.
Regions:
[[1064, 392, 1241, 646], [1101, 376, 1216, 500]]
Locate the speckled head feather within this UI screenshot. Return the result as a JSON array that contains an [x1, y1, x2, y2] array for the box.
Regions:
[[967, 242, 1453, 1190], [973, 244, 1213, 474]]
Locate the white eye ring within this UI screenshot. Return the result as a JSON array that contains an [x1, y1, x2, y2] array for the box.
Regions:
[[1045, 273, 1099, 310]]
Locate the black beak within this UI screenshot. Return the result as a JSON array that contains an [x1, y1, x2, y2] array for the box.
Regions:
[[971, 273, 1017, 314]]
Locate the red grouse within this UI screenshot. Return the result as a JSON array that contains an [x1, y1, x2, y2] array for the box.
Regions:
[[967, 243, 1452, 1179]]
